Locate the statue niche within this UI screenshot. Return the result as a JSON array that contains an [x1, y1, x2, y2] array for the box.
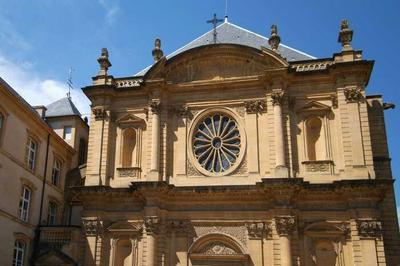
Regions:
[[114, 114, 145, 184]]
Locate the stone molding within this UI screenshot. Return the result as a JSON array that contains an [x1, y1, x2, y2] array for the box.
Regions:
[[356, 220, 382, 238], [275, 216, 296, 236], [271, 91, 286, 106], [244, 100, 266, 114], [144, 216, 160, 235], [344, 87, 363, 103]]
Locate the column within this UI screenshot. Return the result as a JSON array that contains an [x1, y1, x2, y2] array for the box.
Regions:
[[149, 101, 161, 180], [275, 216, 296, 266], [271, 91, 288, 177], [356, 220, 382, 266], [145, 216, 159, 266]]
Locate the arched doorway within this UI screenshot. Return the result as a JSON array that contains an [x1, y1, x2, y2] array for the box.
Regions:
[[188, 234, 249, 266]]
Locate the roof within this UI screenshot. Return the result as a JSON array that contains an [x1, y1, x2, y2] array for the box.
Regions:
[[46, 97, 81, 118], [135, 21, 315, 76]]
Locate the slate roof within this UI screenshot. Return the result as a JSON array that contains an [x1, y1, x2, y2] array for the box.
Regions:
[[135, 21, 315, 76], [46, 97, 81, 117]]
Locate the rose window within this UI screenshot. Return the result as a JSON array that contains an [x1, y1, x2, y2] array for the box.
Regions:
[[193, 114, 241, 174]]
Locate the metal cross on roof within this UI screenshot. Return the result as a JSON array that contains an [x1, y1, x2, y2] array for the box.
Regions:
[[207, 13, 224, 44]]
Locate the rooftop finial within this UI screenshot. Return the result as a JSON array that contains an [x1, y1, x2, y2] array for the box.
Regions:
[[268, 24, 281, 52], [152, 38, 164, 62], [97, 48, 111, 76], [338, 19, 353, 51]]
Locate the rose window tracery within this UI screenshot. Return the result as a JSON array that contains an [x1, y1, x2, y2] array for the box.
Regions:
[[193, 114, 241, 174]]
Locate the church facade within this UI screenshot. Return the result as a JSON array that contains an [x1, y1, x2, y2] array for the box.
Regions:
[[53, 20, 399, 266]]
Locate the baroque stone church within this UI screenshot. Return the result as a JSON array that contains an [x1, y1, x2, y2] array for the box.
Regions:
[[56, 19, 399, 266]]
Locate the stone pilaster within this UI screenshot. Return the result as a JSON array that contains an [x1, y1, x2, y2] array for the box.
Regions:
[[144, 216, 159, 266], [149, 100, 161, 180], [275, 216, 296, 266]]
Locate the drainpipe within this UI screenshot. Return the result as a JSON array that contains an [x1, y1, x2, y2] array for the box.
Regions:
[[31, 133, 51, 265]]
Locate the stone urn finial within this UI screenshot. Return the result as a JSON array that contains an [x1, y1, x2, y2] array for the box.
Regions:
[[152, 38, 164, 62], [268, 24, 281, 52], [97, 48, 111, 76], [338, 19, 353, 51]]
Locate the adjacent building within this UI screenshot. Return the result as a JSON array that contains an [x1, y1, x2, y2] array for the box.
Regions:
[[0, 77, 88, 266]]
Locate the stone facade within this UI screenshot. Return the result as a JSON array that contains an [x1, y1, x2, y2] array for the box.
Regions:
[[32, 20, 400, 265]]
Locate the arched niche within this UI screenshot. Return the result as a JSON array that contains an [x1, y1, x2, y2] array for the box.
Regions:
[[303, 222, 349, 266], [107, 221, 143, 266], [188, 233, 249, 266], [296, 101, 334, 175], [114, 114, 146, 181]]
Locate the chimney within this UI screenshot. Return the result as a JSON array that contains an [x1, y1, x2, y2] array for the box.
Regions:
[[33, 106, 47, 119]]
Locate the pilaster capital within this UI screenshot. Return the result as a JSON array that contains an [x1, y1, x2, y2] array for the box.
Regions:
[[275, 216, 296, 236], [92, 107, 108, 120], [244, 100, 266, 114], [343, 87, 363, 103], [149, 100, 161, 114], [144, 216, 160, 235], [82, 218, 104, 236], [356, 219, 382, 238], [271, 90, 286, 106]]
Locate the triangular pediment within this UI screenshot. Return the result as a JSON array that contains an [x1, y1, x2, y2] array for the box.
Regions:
[[297, 101, 331, 113], [145, 44, 288, 83], [116, 114, 145, 125], [35, 250, 76, 265], [107, 221, 143, 232]]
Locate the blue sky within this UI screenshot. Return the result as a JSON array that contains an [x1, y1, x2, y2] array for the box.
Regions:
[[0, 0, 399, 214]]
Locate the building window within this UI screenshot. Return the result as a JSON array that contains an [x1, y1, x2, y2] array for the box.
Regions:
[[12, 240, 26, 266], [121, 128, 136, 167], [47, 201, 58, 225], [63, 126, 72, 140], [19, 186, 31, 222], [78, 138, 87, 165], [193, 113, 241, 174], [51, 159, 61, 186], [26, 137, 37, 171], [305, 117, 325, 161]]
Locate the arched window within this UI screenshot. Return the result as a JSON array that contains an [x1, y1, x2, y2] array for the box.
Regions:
[[121, 128, 136, 167], [12, 240, 26, 266], [115, 238, 132, 266], [305, 117, 325, 161]]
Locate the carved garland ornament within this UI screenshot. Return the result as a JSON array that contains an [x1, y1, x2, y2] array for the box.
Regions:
[[244, 100, 266, 114], [144, 216, 160, 234], [246, 222, 271, 239], [200, 241, 237, 255], [82, 218, 103, 236]]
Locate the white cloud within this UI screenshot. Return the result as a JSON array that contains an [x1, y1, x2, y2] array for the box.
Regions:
[[0, 53, 91, 118], [98, 0, 120, 25]]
